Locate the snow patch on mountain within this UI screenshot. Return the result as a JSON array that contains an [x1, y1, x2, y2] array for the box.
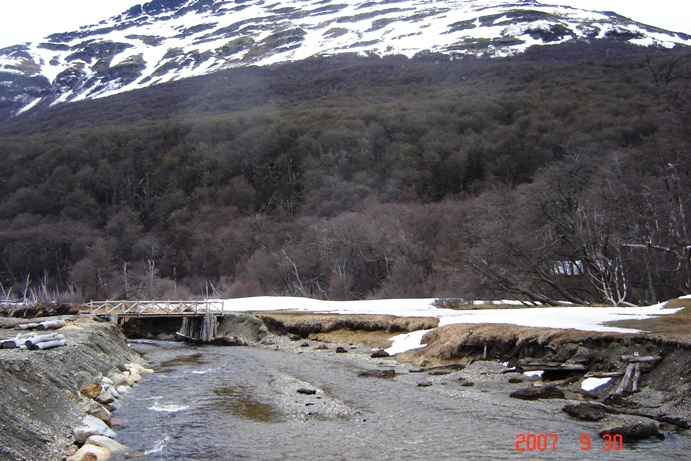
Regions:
[[1, 0, 689, 115]]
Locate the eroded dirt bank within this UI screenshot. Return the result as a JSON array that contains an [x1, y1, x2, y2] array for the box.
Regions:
[[260, 313, 691, 425], [0, 316, 142, 461]]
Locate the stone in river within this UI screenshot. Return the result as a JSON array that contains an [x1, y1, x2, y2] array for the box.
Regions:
[[370, 349, 390, 358], [358, 369, 396, 379], [297, 388, 317, 395]]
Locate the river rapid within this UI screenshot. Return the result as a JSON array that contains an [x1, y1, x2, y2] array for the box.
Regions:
[[109, 339, 690, 461]]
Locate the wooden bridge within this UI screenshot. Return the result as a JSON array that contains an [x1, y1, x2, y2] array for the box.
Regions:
[[88, 300, 225, 318], [88, 300, 225, 342]]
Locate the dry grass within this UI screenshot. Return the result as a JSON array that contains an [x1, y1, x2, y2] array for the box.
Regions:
[[605, 297, 691, 342], [309, 330, 396, 349], [257, 312, 438, 334], [256, 313, 439, 348]]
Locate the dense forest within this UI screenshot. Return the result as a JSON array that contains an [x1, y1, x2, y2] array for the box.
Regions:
[[0, 40, 689, 305]]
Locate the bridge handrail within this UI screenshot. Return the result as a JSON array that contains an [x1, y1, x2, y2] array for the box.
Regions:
[[88, 299, 225, 316]]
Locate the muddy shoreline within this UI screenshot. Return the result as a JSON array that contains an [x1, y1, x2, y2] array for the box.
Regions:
[[0, 310, 689, 460]]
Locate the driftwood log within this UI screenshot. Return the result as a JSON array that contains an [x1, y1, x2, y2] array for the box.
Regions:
[[1, 339, 18, 349], [518, 361, 588, 372], [30, 339, 67, 350], [37, 319, 67, 330], [613, 355, 662, 395], [563, 401, 689, 429], [25, 333, 65, 348], [583, 371, 624, 378]]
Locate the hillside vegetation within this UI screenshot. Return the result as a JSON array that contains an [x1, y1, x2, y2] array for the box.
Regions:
[[0, 41, 689, 305]]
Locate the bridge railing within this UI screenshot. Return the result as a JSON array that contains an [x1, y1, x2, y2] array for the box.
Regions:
[[88, 300, 225, 317]]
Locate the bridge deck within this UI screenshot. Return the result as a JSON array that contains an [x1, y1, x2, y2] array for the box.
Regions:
[[88, 300, 225, 318]]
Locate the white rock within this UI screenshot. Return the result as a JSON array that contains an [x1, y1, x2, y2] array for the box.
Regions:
[[126, 362, 154, 377], [115, 385, 130, 395], [85, 435, 129, 454], [83, 415, 117, 439], [108, 372, 128, 387], [73, 426, 99, 444]]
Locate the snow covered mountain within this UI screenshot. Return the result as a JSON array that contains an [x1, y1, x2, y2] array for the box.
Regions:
[[1, 0, 690, 117]]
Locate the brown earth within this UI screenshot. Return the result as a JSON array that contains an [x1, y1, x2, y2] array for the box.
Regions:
[[257, 312, 439, 348]]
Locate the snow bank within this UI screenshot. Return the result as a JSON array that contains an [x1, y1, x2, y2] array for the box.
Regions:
[[219, 296, 683, 354]]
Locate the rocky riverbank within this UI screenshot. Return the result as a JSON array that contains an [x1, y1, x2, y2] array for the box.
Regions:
[[256, 312, 691, 442], [0, 315, 147, 461]]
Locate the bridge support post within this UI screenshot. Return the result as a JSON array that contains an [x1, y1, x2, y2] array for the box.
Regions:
[[178, 312, 217, 343]]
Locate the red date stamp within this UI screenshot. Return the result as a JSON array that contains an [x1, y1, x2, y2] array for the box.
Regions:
[[515, 433, 624, 452]]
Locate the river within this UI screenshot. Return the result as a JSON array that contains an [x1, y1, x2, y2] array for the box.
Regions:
[[109, 340, 690, 461]]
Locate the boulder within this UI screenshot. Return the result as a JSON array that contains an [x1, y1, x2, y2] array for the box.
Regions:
[[126, 363, 154, 377], [66, 443, 111, 461], [211, 336, 247, 346], [80, 382, 103, 400], [297, 388, 317, 395], [83, 401, 112, 425], [83, 415, 117, 439], [107, 372, 128, 387], [335, 347, 348, 353], [85, 435, 129, 454], [563, 403, 607, 421], [115, 385, 130, 395], [73, 426, 100, 444], [370, 349, 390, 358], [216, 313, 268, 343], [417, 381, 433, 387], [598, 422, 665, 441], [510, 386, 565, 400], [95, 390, 115, 405], [122, 371, 135, 386], [358, 369, 396, 379]]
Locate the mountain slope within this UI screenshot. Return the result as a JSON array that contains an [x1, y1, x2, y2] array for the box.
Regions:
[[1, 0, 690, 118]]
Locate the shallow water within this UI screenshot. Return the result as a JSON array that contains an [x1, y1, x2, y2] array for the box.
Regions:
[[110, 342, 690, 461]]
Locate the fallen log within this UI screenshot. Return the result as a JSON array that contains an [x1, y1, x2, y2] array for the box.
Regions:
[[17, 323, 40, 330], [1, 339, 17, 349], [566, 402, 689, 429], [518, 361, 588, 372], [14, 332, 39, 341], [621, 355, 662, 363], [537, 376, 580, 388], [614, 362, 635, 395], [30, 339, 66, 350], [584, 371, 624, 379], [25, 333, 64, 347], [37, 319, 67, 330]]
